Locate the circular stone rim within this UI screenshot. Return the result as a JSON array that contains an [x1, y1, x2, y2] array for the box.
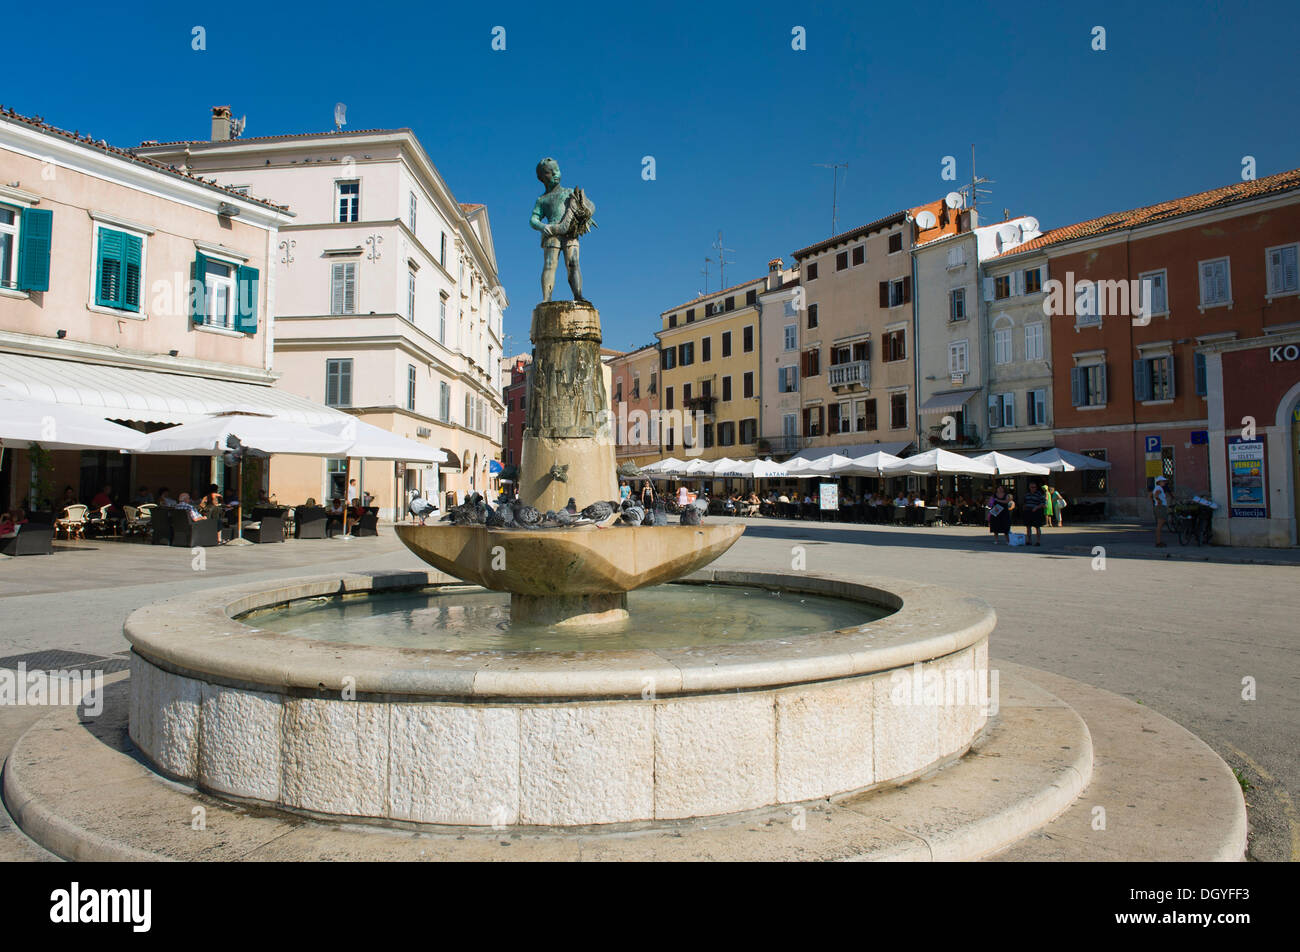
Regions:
[[124, 568, 995, 699]]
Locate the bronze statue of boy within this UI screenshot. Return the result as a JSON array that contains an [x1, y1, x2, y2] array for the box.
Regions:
[[529, 158, 596, 302]]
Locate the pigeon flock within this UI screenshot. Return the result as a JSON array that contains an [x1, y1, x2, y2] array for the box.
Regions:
[[433, 493, 700, 529]]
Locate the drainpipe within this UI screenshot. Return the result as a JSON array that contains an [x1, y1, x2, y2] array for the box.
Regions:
[[909, 229, 921, 453]]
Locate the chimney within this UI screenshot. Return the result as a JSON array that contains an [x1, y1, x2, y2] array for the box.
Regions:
[[767, 257, 783, 291], [211, 105, 232, 141]]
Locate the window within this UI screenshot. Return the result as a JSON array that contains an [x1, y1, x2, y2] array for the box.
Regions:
[[859, 398, 877, 431], [853, 245, 865, 266], [718, 421, 736, 446], [407, 364, 417, 410], [440, 232, 447, 267], [994, 326, 1012, 364], [722, 376, 732, 401], [682, 382, 692, 403], [994, 275, 1011, 300], [802, 347, 821, 376], [1198, 257, 1231, 307], [202, 258, 235, 328], [94, 227, 143, 312], [739, 418, 757, 444], [721, 330, 732, 357], [1195, 352, 1208, 396], [326, 359, 353, 407], [806, 262, 818, 281], [803, 406, 823, 437], [783, 413, 798, 440], [678, 341, 694, 366], [888, 233, 903, 254], [1134, 354, 1176, 401], [883, 329, 906, 361], [1025, 323, 1044, 361], [1027, 389, 1047, 425], [407, 272, 416, 322], [614, 378, 623, 401], [1266, 244, 1299, 296], [743, 325, 754, 352], [409, 192, 417, 230], [836, 251, 849, 271], [665, 427, 674, 451], [1074, 281, 1101, 326], [661, 347, 676, 370], [1139, 269, 1168, 316], [889, 392, 907, 428], [947, 246, 966, 269], [784, 325, 797, 350], [668, 314, 677, 329], [649, 372, 657, 395], [725, 296, 735, 312], [330, 262, 357, 314], [465, 393, 472, 428], [949, 340, 969, 374], [778, 366, 799, 393], [746, 290, 757, 306], [1024, 268, 1042, 294], [1071, 363, 1108, 407], [988, 392, 1015, 428], [887, 277, 909, 307], [853, 340, 869, 362], [439, 295, 447, 342], [832, 345, 850, 365], [686, 308, 695, 322], [665, 386, 674, 410], [702, 423, 714, 449], [807, 303, 818, 328], [439, 381, 451, 421], [0, 204, 41, 290], [336, 181, 360, 222], [702, 336, 711, 362], [832, 401, 851, 434], [949, 288, 965, 322], [1082, 450, 1108, 492], [742, 371, 754, 398]]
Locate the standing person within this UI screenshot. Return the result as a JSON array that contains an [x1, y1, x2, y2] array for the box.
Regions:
[[1049, 486, 1067, 527], [619, 481, 631, 504], [640, 481, 654, 507], [986, 484, 1015, 544], [1022, 481, 1047, 546], [1041, 483, 1054, 528], [1151, 476, 1170, 548], [676, 483, 691, 508]]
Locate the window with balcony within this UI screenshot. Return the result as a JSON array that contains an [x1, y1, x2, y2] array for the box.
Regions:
[[336, 181, 360, 223]]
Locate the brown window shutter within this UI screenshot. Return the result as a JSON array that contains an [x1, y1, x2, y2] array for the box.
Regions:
[[903, 275, 912, 304], [879, 281, 889, 308], [800, 351, 809, 376], [802, 408, 809, 435], [829, 410, 839, 434]]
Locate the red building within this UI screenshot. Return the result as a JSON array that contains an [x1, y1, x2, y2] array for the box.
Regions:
[[501, 356, 530, 473], [993, 168, 1300, 518]]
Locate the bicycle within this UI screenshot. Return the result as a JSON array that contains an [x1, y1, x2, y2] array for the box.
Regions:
[[1169, 501, 1216, 546]]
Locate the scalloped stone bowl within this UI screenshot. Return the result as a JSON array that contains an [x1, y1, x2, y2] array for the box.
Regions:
[[125, 568, 995, 828]]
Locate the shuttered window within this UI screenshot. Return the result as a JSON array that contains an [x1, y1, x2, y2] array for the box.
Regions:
[[325, 359, 353, 407], [1198, 258, 1230, 306], [1267, 244, 1298, 295], [10, 207, 54, 292], [331, 262, 357, 314], [95, 227, 143, 312]]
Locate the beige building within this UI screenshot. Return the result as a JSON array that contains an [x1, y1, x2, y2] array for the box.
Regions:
[[789, 199, 960, 459], [656, 277, 766, 465], [137, 108, 506, 514], [608, 343, 661, 468], [0, 107, 328, 511]]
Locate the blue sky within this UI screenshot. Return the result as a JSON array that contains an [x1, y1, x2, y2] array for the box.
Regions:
[[7, 0, 1299, 352]]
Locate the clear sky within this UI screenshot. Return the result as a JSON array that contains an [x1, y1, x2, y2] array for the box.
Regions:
[[6, 0, 1299, 353]]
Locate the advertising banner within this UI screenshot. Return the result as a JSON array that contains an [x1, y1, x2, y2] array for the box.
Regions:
[[1227, 438, 1266, 518]]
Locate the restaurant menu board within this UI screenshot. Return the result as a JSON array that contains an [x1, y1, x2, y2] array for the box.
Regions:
[[1227, 438, 1266, 518], [819, 483, 838, 510]]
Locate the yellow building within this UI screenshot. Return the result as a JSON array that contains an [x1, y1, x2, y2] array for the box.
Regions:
[[655, 277, 765, 468]]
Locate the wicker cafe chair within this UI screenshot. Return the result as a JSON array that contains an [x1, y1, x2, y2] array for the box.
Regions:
[[54, 504, 89, 540]]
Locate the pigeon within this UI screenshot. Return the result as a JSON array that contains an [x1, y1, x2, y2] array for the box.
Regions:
[[539, 510, 563, 528], [553, 508, 574, 526], [680, 505, 702, 526], [497, 503, 516, 526], [651, 500, 669, 526], [485, 506, 507, 528], [641, 508, 655, 526], [619, 504, 645, 526], [514, 505, 541, 529], [580, 501, 613, 523], [565, 497, 578, 514], [408, 491, 438, 525]]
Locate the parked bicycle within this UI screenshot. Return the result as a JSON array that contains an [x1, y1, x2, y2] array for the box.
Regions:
[[1170, 496, 1217, 546]]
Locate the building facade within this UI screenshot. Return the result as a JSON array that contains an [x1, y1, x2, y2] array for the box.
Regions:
[[994, 167, 1300, 518], [500, 354, 530, 471], [0, 107, 310, 511], [137, 108, 506, 514], [655, 277, 766, 462], [608, 343, 660, 468], [757, 258, 802, 458]]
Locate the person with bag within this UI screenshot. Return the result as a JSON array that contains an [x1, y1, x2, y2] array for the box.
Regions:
[[1022, 481, 1047, 546], [1048, 485, 1067, 526], [986, 484, 1015, 544]]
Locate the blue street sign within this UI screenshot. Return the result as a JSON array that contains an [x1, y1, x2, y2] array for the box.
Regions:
[[1145, 435, 1162, 453]]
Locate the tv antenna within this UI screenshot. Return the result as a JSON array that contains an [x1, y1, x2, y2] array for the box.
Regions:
[[333, 102, 347, 132], [699, 256, 714, 296], [814, 161, 848, 235], [958, 145, 994, 219], [712, 231, 735, 289]]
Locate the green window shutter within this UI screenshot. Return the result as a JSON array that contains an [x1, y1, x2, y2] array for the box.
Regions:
[[122, 234, 143, 311], [96, 229, 125, 307], [190, 251, 208, 324], [1133, 358, 1150, 401], [17, 208, 53, 292], [236, 265, 259, 333], [1194, 353, 1208, 396]]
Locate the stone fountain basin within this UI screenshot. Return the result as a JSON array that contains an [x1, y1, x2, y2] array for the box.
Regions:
[[393, 523, 745, 595], [123, 568, 996, 828]]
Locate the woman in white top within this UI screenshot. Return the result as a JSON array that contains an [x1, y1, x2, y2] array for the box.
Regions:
[[676, 485, 691, 508], [1150, 476, 1169, 548]]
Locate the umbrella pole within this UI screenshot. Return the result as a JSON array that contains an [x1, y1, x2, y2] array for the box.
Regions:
[[237, 459, 243, 543], [342, 459, 349, 538]]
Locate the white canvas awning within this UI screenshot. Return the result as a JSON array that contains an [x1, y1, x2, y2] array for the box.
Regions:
[[881, 449, 998, 476], [0, 353, 347, 426], [971, 451, 1051, 476], [785, 441, 911, 463], [0, 389, 149, 451], [1022, 448, 1112, 471], [141, 412, 354, 457], [919, 389, 981, 415]]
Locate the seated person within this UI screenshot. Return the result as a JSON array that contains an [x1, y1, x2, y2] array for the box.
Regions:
[[303, 497, 318, 508], [89, 484, 116, 511], [133, 486, 154, 505], [60, 486, 78, 508], [157, 486, 177, 507], [198, 487, 224, 517], [175, 493, 204, 522], [893, 492, 908, 507], [913, 495, 927, 508], [0, 508, 28, 537]]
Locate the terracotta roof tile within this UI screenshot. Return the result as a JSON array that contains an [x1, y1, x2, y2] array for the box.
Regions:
[[659, 275, 767, 316], [139, 128, 409, 148], [0, 105, 290, 212], [791, 209, 908, 259], [992, 167, 1300, 259]]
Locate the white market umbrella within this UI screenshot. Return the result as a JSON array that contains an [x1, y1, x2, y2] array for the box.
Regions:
[[789, 453, 856, 477], [882, 449, 997, 476], [1022, 448, 1112, 472], [0, 390, 148, 452], [707, 457, 744, 477], [971, 451, 1051, 476], [641, 457, 685, 478], [143, 411, 353, 541], [681, 458, 714, 478], [832, 451, 905, 476], [313, 418, 447, 528], [733, 458, 789, 479]]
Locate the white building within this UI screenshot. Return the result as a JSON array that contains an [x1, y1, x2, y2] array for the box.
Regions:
[[137, 108, 506, 513], [757, 257, 802, 457]]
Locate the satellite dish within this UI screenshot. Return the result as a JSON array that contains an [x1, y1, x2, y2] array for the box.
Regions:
[[1021, 217, 1040, 235], [231, 115, 246, 139], [333, 103, 347, 131], [998, 224, 1020, 246], [915, 210, 938, 230], [944, 191, 963, 209]]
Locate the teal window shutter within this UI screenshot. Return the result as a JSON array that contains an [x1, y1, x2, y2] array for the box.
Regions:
[[96, 229, 125, 307], [16, 208, 53, 292], [1133, 358, 1151, 401], [236, 265, 259, 333], [1194, 353, 1207, 396], [190, 251, 208, 324], [122, 234, 142, 312]]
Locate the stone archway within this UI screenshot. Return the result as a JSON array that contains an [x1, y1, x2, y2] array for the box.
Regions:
[[1274, 381, 1300, 546]]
